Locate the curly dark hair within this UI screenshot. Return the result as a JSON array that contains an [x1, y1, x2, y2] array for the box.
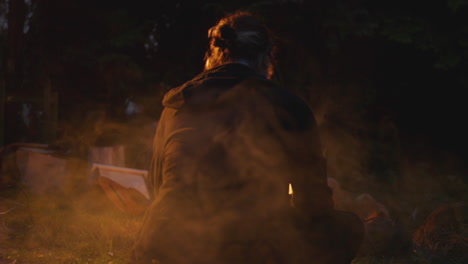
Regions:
[[204, 11, 276, 78]]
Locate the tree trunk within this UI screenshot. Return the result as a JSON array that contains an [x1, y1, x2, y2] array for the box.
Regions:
[[6, 0, 26, 94]]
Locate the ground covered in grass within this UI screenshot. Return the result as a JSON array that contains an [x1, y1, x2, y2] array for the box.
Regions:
[[0, 157, 141, 264], [0, 155, 466, 264], [0, 186, 140, 264]]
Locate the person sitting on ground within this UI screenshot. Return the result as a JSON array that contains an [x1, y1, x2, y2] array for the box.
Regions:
[[130, 10, 364, 264]]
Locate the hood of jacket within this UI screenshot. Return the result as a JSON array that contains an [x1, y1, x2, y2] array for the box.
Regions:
[[162, 63, 267, 109]]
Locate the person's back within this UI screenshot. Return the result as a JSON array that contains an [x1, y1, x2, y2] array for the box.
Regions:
[[130, 11, 363, 264]]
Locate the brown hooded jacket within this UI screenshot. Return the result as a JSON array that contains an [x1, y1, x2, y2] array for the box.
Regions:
[[131, 63, 334, 264]]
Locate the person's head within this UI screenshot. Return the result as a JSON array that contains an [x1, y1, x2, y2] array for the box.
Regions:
[[204, 11, 275, 78]]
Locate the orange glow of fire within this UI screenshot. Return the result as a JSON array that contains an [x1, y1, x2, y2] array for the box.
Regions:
[[365, 210, 380, 221]]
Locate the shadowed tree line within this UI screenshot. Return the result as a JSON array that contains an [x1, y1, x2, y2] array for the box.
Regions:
[[1, 1, 467, 181], [1, 0, 467, 141]]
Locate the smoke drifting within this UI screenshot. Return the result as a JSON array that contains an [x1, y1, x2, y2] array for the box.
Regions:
[[305, 74, 467, 259], [0, 89, 164, 262]]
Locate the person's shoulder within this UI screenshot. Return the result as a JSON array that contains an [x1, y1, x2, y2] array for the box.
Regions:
[[231, 77, 316, 130], [243, 78, 311, 112], [265, 86, 315, 131]]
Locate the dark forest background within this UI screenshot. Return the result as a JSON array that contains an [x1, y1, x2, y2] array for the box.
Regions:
[[2, 0, 468, 196], [2, 1, 468, 188], [0, 0, 467, 262], [2, 0, 468, 152], [0, 0, 467, 202]]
